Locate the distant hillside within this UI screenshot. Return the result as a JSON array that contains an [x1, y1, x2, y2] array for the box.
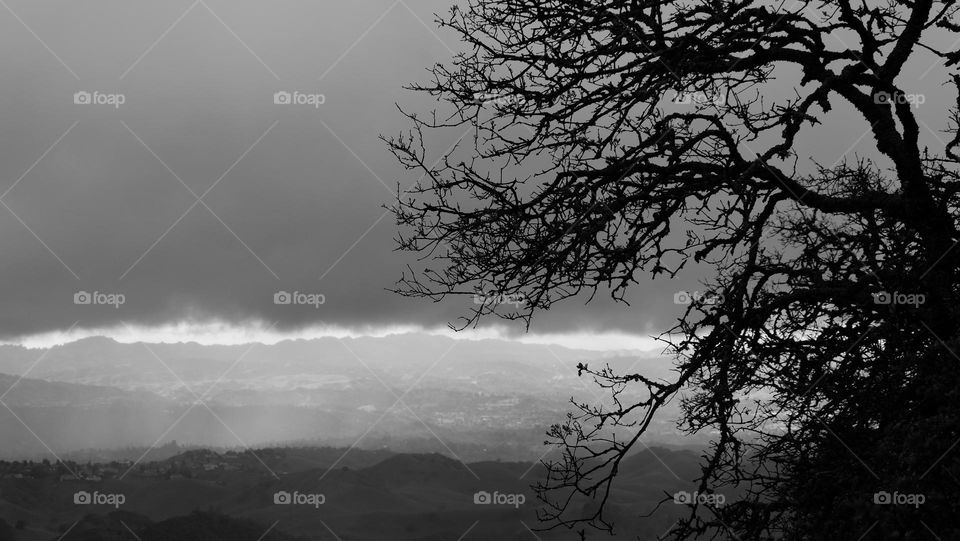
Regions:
[[0, 446, 713, 541], [0, 334, 674, 398], [51, 510, 307, 541], [0, 334, 700, 459], [0, 374, 164, 408]]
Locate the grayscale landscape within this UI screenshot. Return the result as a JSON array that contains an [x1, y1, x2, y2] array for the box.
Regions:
[[1, 0, 957, 539]]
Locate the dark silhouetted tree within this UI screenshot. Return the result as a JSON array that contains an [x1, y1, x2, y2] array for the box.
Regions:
[[386, 0, 960, 539]]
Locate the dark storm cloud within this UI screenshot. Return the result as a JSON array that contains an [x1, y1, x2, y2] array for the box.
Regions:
[[0, 0, 952, 340]]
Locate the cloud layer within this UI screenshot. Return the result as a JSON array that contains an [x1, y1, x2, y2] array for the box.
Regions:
[[0, 0, 949, 341]]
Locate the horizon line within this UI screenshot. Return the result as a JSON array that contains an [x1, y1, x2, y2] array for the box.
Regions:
[[1, 321, 667, 353]]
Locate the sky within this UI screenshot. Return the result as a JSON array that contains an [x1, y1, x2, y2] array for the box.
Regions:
[[0, 0, 953, 347]]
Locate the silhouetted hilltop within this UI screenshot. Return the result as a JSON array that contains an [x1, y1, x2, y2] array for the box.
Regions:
[[0, 446, 707, 540]]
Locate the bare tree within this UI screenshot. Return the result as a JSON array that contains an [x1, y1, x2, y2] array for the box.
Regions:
[[385, 0, 960, 538]]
